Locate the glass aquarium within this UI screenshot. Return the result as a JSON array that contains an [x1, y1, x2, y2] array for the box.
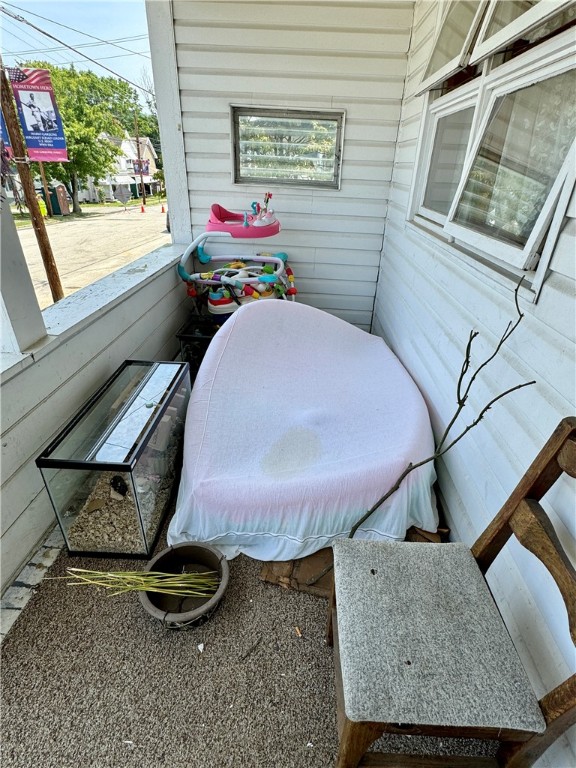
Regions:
[[36, 360, 190, 557]]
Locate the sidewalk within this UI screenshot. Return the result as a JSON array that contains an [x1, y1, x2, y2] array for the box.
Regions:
[[17, 203, 172, 310]]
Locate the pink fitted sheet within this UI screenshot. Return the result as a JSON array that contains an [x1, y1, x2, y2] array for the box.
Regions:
[[168, 300, 438, 560]]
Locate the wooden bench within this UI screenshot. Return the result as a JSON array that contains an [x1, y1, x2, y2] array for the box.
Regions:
[[327, 417, 576, 768]]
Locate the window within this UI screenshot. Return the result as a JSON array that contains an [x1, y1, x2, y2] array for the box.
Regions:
[[417, 1, 485, 94], [418, 0, 576, 93], [447, 69, 575, 264], [231, 107, 345, 189], [422, 105, 475, 220], [470, 0, 576, 65], [412, 11, 576, 275]]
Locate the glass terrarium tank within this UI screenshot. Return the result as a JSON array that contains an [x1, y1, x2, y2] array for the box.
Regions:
[[36, 360, 190, 557]]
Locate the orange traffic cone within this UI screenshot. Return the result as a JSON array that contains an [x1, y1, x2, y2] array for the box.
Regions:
[[161, 204, 165, 213], [140, 204, 145, 213]]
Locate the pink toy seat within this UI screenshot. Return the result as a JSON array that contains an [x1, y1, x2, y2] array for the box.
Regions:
[[206, 203, 280, 238]]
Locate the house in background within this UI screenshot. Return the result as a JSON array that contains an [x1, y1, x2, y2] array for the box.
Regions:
[[78, 132, 161, 202], [1, 2, 574, 765]]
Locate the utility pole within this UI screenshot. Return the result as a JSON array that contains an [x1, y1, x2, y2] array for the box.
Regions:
[[134, 112, 146, 205], [0, 62, 64, 301]]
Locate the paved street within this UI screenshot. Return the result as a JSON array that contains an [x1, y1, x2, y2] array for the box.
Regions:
[[17, 203, 172, 309]]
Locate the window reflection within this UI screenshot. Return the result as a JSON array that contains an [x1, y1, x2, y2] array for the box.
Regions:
[[454, 70, 575, 246]]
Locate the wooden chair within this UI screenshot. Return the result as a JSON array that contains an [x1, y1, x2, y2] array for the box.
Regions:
[[327, 417, 576, 768]]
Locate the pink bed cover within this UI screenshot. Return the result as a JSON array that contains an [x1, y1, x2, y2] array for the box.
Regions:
[[168, 301, 438, 560]]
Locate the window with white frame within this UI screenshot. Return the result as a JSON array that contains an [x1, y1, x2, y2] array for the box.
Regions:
[[412, 0, 576, 274], [447, 67, 574, 265], [418, 0, 485, 93], [470, 0, 576, 66], [231, 107, 345, 189], [420, 87, 477, 223]]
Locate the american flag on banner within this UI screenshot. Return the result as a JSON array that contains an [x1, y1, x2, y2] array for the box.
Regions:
[[5, 67, 68, 162], [7, 67, 54, 88], [6, 67, 29, 83]]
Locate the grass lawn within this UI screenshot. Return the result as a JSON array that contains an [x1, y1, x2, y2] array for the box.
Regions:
[[11, 195, 167, 229]]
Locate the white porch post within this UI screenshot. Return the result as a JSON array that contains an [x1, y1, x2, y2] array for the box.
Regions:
[[145, 0, 192, 245], [0, 200, 46, 352]]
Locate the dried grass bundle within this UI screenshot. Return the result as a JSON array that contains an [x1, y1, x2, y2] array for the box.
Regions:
[[60, 567, 220, 597]]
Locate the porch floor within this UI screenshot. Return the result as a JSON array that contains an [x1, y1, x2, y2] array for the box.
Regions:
[[1, 525, 64, 642], [1, 526, 495, 768]]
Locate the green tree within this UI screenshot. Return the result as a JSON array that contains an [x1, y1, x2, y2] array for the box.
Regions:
[[23, 61, 141, 213]]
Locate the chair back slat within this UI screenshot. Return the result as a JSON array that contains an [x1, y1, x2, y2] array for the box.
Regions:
[[509, 499, 576, 645], [558, 436, 576, 478], [539, 674, 576, 725], [472, 417, 576, 573]]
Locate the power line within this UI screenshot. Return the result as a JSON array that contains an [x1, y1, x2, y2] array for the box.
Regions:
[[4, 46, 151, 66], [0, 6, 153, 96], [3, 1, 151, 60], [61, 51, 152, 66], [1, 15, 74, 67], [7, 34, 150, 58]]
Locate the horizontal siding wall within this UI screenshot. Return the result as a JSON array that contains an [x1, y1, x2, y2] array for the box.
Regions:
[[0, 244, 190, 593], [373, 2, 575, 766], [164, 0, 415, 330]]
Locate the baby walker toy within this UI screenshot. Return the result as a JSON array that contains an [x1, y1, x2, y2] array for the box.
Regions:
[[178, 193, 296, 319]]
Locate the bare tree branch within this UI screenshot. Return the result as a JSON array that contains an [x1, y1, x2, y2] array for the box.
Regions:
[[306, 279, 534, 586], [348, 278, 532, 539]]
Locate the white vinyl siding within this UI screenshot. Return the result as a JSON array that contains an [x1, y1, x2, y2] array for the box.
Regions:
[[374, 2, 575, 766], [153, 0, 414, 329], [1, 236, 189, 591]]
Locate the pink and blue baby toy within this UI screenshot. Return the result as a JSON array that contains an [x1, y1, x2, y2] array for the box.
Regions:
[[178, 194, 296, 319]]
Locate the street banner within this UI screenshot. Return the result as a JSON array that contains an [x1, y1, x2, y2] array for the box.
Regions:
[[1, 112, 13, 158], [6, 67, 68, 162], [133, 159, 150, 174]]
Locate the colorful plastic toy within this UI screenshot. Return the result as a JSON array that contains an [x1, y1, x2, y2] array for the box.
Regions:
[[205, 202, 280, 238], [178, 196, 296, 319]]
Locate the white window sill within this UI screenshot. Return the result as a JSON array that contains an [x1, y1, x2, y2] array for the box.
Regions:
[[1, 243, 185, 381]]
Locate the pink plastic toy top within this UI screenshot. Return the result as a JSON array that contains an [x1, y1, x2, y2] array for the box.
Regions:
[[206, 204, 281, 238]]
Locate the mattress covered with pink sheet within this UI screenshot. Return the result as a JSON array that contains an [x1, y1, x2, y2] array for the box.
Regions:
[[168, 301, 438, 560]]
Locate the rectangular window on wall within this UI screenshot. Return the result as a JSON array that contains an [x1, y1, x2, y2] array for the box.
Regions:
[[445, 62, 575, 269], [416, 0, 485, 95], [231, 107, 345, 189], [470, 0, 576, 65], [450, 71, 574, 247], [423, 106, 475, 220]]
